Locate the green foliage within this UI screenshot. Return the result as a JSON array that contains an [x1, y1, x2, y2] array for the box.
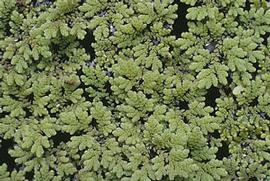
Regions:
[[0, 0, 270, 180]]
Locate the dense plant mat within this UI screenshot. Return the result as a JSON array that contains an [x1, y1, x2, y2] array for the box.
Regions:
[[1, 0, 270, 180]]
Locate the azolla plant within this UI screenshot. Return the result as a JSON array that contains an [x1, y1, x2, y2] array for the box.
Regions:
[[0, 0, 270, 180]]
